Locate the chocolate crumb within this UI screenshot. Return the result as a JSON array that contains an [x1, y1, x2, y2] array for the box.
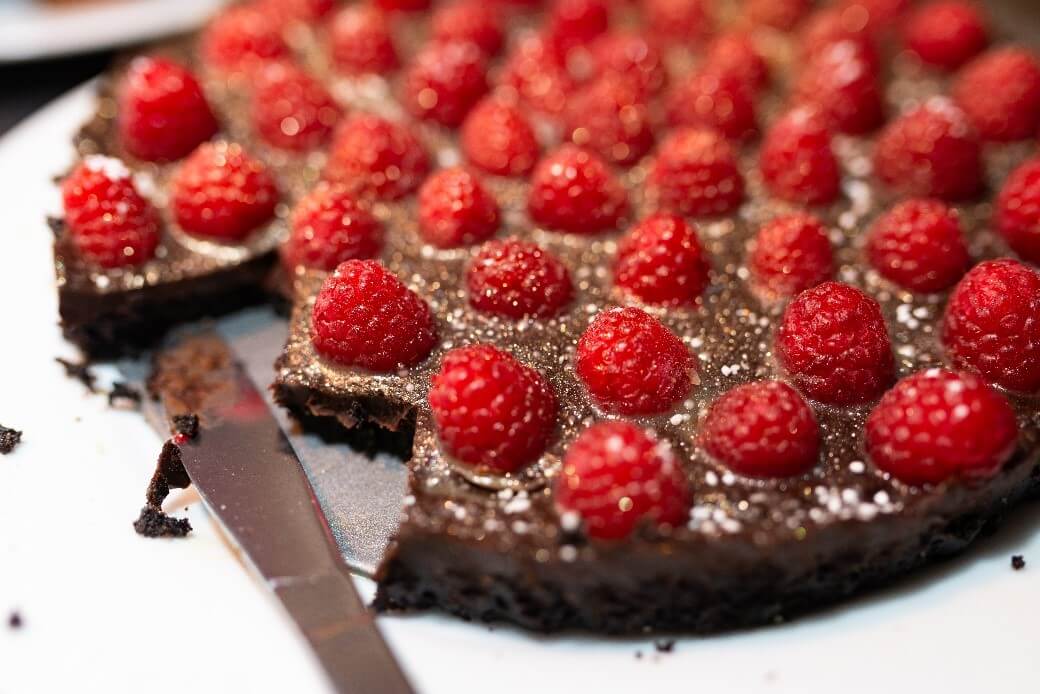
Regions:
[[0, 425, 22, 454], [653, 639, 676, 653], [46, 216, 65, 237], [134, 440, 193, 539], [634, 651, 643, 660], [133, 506, 192, 538], [171, 413, 199, 440], [107, 382, 142, 408], [56, 357, 96, 392], [1012, 555, 1026, 570], [8, 611, 22, 630]]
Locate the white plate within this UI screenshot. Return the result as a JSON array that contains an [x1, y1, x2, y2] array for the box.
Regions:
[[1, 83, 1039, 694], [0, 0, 224, 64]]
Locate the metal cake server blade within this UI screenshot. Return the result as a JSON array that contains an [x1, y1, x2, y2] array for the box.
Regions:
[[128, 313, 413, 694]]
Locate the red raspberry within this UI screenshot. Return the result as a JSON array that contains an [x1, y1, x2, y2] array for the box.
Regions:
[[61, 157, 161, 268], [703, 32, 769, 95], [866, 199, 970, 292], [310, 259, 437, 371], [401, 41, 488, 128], [499, 33, 574, 116], [942, 259, 1040, 393], [375, 0, 429, 11], [839, 0, 910, 33], [324, 114, 430, 200], [200, 6, 289, 73], [666, 68, 758, 141], [614, 213, 711, 307], [866, 369, 1017, 485], [431, 0, 503, 56], [701, 381, 820, 478], [647, 127, 745, 217], [798, 8, 880, 70], [952, 46, 1040, 142], [329, 5, 399, 76], [170, 142, 279, 241], [281, 182, 383, 272], [642, 0, 709, 42], [748, 212, 834, 299], [261, 0, 333, 22], [873, 98, 983, 201], [555, 422, 690, 540], [117, 56, 218, 163], [251, 62, 341, 151], [466, 239, 573, 318], [792, 39, 884, 135], [528, 145, 629, 234], [744, 0, 811, 30], [996, 157, 1040, 264], [546, 0, 609, 52], [759, 106, 841, 206], [429, 345, 556, 473], [417, 167, 500, 248], [589, 32, 667, 98], [903, 1, 989, 71], [460, 97, 539, 177], [576, 307, 696, 415], [776, 281, 894, 404], [564, 75, 655, 167]]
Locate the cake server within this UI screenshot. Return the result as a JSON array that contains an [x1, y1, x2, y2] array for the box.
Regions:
[[135, 316, 413, 694]]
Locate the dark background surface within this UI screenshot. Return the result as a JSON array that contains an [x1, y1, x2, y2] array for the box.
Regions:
[[0, 51, 115, 136]]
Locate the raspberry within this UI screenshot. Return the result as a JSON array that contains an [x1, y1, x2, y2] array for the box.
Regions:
[[528, 145, 629, 234], [589, 32, 667, 98], [466, 239, 573, 318], [117, 56, 218, 163], [865, 369, 1017, 485], [262, 0, 333, 22], [798, 7, 880, 72], [170, 142, 279, 242], [647, 127, 745, 217], [873, 98, 983, 201], [866, 199, 970, 292], [418, 167, 500, 248], [251, 62, 341, 151], [952, 46, 1040, 142], [310, 259, 437, 371], [460, 97, 539, 177], [666, 68, 758, 141], [61, 157, 160, 268], [614, 213, 711, 307], [942, 259, 1040, 393], [759, 106, 841, 206], [555, 422, 690, 540], [564, 75, 655, 167], [642, 0, 709, 42], [431, 0, 503, 56], [792, 39, 884, 135], [375, 0, 429, 11], [996, 157, 1040, 264], [545, 0, 609, 52], [324, 114, 430, 200], [281, 183, 383, 272], [200, 6, 289, 73], [329, 5, 399, 76], [745, 0, 812, 30], [499, 33, 573, 116], [748, 213, 834, 299], [701, 381, 820, 478], [401, 41, 488, 128], [903, 1, 989, 71], [703, 32, 769, 95], [576, 307, 696, 415], [776, 281, 894, 404], [429, 345, 556, 473], [839, 0, 910, 33]]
